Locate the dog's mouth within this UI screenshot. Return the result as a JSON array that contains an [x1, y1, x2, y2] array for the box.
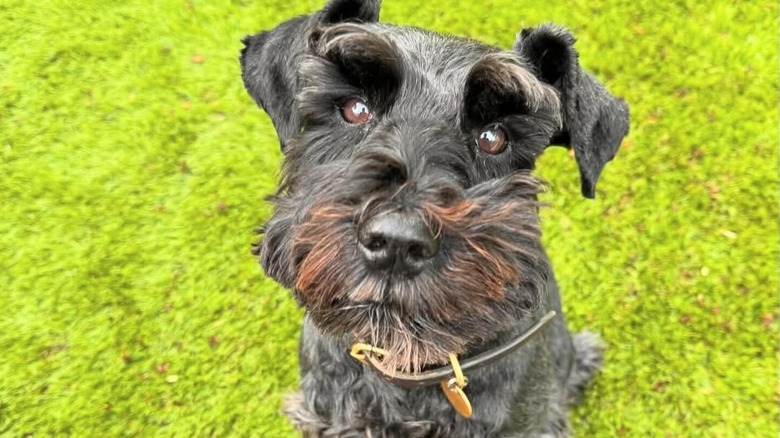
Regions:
[[287, 172, 547, 373]]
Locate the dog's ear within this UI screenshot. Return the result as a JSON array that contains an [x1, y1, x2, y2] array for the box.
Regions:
[[513, 25, 630, 198], [320, 0, 381, 24], [240, 0, 381, 151]]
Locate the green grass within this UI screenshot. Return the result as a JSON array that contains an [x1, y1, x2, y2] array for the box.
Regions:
[[1, 0, 777, 436]]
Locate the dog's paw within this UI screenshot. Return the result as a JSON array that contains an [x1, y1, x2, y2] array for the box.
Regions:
[[566, 331, 605, 405], [283, 392, 330, 435]]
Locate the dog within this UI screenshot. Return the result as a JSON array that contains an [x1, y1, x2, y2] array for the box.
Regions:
[[239, 0, 629, 436]]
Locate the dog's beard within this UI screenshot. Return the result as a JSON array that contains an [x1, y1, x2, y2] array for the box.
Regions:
[[290, 172, 547, 373]]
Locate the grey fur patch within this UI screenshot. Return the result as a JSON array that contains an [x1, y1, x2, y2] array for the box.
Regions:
[[566, 331, 606, 405]]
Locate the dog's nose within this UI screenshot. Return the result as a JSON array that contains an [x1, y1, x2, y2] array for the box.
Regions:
[[358, 211, 439, 275]]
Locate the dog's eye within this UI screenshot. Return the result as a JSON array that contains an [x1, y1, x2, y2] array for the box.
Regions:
[[340, 98, 373, 125], [476, 125, 507, 154]]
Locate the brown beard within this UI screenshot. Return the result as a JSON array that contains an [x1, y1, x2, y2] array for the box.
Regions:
[[292, 173, 545, 373]]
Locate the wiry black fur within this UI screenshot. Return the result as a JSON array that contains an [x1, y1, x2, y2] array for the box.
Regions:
[[240, 1, 628, 436]]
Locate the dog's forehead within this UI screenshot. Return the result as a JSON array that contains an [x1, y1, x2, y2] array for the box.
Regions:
[[381, 24, 490, 74], [372, 23, 497, 108]]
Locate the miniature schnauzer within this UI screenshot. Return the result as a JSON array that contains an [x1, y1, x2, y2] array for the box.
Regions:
[[240, 0, 629, 436]]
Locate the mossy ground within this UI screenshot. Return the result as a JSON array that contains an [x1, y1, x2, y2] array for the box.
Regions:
[[1, 0, 777, 436]]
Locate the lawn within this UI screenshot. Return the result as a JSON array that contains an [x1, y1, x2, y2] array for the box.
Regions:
[[0, 0, 777, 436]]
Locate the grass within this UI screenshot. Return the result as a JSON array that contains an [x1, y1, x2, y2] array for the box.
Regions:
[[0, 0, 777, 436]]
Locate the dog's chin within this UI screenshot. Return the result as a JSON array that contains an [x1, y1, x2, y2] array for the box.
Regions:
[[307, 297, 476, 373], [301, 272, 535, 373]]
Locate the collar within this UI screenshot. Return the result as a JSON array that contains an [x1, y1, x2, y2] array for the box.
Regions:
[[350, 310, 556, 388]]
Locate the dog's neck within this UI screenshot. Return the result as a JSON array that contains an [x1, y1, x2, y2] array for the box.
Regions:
[[353, 310, 557, 388]]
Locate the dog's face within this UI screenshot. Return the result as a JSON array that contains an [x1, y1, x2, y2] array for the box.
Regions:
[[240, 0, 628, 373]]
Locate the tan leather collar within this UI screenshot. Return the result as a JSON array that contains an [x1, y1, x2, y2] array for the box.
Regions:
[[353, 310, 557, 388]]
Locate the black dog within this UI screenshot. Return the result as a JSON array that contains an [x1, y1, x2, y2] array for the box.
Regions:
[[240, 0, 629, 436]]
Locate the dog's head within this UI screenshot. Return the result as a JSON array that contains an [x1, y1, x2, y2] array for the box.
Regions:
[[241, 0, 629, 372]]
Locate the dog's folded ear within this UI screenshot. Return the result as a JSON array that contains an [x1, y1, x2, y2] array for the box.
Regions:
[[240, 0, 381, 151], [513, 25, 630, 198]]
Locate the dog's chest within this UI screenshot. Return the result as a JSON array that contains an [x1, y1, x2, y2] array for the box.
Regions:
[[290, 320, 553, 437]]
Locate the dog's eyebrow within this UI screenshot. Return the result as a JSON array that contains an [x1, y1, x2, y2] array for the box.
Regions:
[[464, 52, 561, 124], [309, 23, 401, 102]]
